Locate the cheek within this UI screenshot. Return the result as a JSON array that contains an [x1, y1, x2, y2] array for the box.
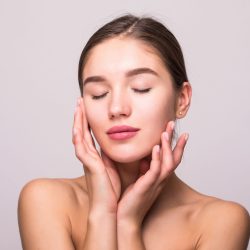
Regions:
[[83, 102, 105, 144], [137, 107, 167, 150], [136, 92, 176, 128], [134, 94, 176, 152]]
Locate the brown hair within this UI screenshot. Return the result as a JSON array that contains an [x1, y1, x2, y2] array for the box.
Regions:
[[78, 14, 188, 95]]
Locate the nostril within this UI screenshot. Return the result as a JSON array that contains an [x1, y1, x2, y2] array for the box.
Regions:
[[109, 107, 130, 119]]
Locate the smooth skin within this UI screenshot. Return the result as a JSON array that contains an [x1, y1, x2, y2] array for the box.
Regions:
[[18, 38, 250, 250]]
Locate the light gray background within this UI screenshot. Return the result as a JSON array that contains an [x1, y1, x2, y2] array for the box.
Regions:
[[1, 0, 249, 249]]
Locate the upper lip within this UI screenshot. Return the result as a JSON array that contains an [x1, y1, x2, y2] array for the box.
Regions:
[[107, 125, 140, 134]]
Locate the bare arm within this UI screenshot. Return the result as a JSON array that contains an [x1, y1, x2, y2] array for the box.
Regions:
[[82, 210, 117, 250], [117, 221, 146, 250]]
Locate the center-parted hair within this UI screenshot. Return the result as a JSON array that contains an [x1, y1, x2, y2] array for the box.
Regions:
[[78, 14, 188, 95]]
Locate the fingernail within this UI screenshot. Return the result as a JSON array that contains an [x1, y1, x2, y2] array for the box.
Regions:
[[156, 145, 160, 153], [184, 133, 189, 141], [163, 132, 169, 141]]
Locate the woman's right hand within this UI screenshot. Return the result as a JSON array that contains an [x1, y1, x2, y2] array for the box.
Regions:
[[72, 97, 121, 215]]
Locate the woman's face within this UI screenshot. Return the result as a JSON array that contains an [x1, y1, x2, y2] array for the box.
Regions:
[[82, 37, 178, 163]]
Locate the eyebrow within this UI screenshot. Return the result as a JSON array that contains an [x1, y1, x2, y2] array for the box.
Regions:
[[83, 67, 159, 86]]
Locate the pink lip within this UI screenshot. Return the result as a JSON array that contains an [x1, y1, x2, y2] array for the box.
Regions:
[[107, 125, 140, 140]]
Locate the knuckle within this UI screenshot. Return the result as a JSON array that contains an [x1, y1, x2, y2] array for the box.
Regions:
[[162, 158, 174, 170], [72, 136, 77, 145], [72, 136, 80, 146], [74, 144, 85, 159]]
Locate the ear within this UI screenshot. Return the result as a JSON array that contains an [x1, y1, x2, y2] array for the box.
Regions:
[[175, 82, 192, 119]]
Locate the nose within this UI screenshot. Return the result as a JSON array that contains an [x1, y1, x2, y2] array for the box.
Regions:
[[108, 90, 131, 119]]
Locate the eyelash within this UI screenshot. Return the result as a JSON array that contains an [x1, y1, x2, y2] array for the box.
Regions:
[[92, 93, 107, 100], [92, 88, 152, 100], [134, 88, 151, 93]]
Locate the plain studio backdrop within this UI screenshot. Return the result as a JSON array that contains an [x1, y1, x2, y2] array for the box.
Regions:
[[1, 0, 249, 249]]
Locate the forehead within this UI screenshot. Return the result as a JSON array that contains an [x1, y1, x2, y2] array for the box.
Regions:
[[83, 37, 167, 77]]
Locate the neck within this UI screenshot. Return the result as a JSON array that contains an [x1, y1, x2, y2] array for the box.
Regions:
[[114, 160, 141, 193], [113, 155, 184, 201]]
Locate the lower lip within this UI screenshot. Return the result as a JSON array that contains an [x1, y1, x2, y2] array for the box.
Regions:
[[107, 131, 139, 140]]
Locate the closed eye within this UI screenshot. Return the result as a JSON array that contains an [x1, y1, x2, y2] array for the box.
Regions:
[[133, 88, 151, 93], [91, 88, 151, 100], [92, 92, 108, 100]]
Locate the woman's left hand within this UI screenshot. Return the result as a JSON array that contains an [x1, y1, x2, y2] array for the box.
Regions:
[[117, 120, 189, 228]]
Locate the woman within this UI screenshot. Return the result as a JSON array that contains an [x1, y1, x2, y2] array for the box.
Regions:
[[18, 14, 250, 249]]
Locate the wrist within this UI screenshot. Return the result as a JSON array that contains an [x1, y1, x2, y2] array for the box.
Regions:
[[89, 202, 118, 216], [88, 208, 117, 223], [117, 218, 141, 233], [117, 220, 145, 250]]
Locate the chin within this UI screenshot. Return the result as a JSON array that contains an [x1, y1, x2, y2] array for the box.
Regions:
[[110, 154, 140, 163], [104, 147, 152, 163]]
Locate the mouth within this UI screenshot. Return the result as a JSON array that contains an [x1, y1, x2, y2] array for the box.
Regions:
[[107, 125, 140, 140]]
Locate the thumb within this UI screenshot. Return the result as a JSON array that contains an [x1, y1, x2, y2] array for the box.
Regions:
[[101, 149, 121, 199]]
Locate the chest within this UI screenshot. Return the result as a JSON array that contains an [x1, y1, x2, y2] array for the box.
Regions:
[[71, 207, 199, 250], [141, 213, 199, 250]]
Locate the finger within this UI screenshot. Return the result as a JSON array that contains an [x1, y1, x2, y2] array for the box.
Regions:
[[72, 100, 82, 144], [72, 126, 88, 163], [78, 97, 88, 132], [78, 98, 97, 152], [160, 131, 175, 180], [165, 120, 175, 147], [173, 133, 189, 166], [161, 131, 174, 168], [72, 102, 97, 168], [135, 145, 161, 192], [151, 144, 160, 164], [101, 150, 121, 199], [72, 99, 84, 145], [148, 144, 161, 178], [87, 123, 96, 146]]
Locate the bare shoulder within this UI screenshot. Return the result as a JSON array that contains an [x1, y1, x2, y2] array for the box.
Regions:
[[18, 175, 88, 250], [18, 175, 88, 212], [196, 196, 250, 249], [199, 197, 250, 228]]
